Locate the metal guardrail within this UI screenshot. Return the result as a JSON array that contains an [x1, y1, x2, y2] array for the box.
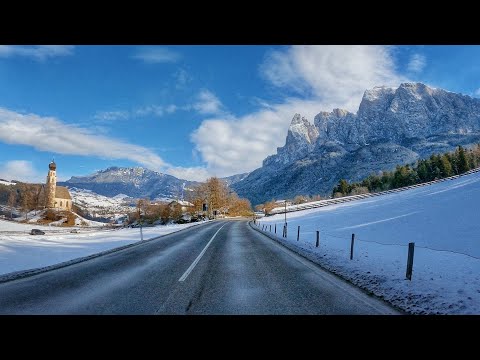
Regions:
[[268, 167, 480, 215]]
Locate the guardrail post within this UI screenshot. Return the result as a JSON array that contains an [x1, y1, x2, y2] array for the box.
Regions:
[[406, 242, 415, 280], [316, 231, 320, 247], [270, 225, 271, 232], [350, 233, 355, 260], [275, 224, 276, 234], [297, 225, 300, 241]]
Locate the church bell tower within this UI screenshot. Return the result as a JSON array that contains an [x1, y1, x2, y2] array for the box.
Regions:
[[45, 160, 57, 208]]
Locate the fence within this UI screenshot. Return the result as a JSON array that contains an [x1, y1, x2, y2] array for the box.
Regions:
[[253, 220, 480, 281]]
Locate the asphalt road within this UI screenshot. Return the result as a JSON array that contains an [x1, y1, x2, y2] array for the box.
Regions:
[[0, 220, 398, 314]]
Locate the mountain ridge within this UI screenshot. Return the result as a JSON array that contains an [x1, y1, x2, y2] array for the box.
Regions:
[[232, 82, 480, 205], [60, 167, 249, 199]]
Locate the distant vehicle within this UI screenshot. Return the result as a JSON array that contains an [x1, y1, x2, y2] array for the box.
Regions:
[[30, 229, 45, 235], [70, 229, 80, 233]]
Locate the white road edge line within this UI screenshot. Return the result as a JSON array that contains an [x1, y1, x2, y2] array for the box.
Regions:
[[178, 223, 227, 282]]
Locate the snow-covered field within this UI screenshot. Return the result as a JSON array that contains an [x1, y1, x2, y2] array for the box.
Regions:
[[8, 209, 107, 227], [257, 171, 480, 314], [0, 219, 208, 277]]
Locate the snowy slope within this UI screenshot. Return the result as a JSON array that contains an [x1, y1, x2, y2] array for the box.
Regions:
[[257, 170, 480, 314], [0, 218, 54, 231], [0, 180, 15, 186]]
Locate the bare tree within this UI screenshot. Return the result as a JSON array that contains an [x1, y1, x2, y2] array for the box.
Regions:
[[7, 191, 16, 220], [136, 198, 149, 221], [263, 200, 277, 215], [21, 189, 33, 220], [187, 177, 251, 218], [254, 204, 264, 212], [171, 203, 183, 222], [30, 185, 42, 215]]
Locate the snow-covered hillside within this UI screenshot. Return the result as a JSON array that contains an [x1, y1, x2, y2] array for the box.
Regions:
[[69, 187, 136, 221], [257, 170, 480, 314], [0, 179, 15, 186]]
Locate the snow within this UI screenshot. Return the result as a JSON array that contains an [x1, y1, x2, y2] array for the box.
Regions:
[[0, 180, 15, 186], [174, 200, 194, 207], [257, 170, 480, 314], [112, 193, 129, 200], [69, 187, 135, 220], [0, 220, 208, 276], [363, 86, 396, 101], [0, 218, 53, 231]]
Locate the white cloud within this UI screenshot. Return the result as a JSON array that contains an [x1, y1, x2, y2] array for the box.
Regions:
[[174, 68, 192, 89], [132, 47, 181, 64], [474, 88, 480, 98], [193, 89, 226, 116], [0, 160, 42, 183], [0, 45, 74, 61], [166, 166, 213, 182], [187, 45, 407, 178], [94, 104, 179, 121], [0, 107, 166, 170], [190, 98, 323, 177], [134, 105, 164, 117], [166, 104, 177, 114], [407, 53, 426, 73], [260, 45, 405, 111], [94, 110, 130, 121]]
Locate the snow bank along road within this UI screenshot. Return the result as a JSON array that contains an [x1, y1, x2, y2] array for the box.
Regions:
[[0, 220, 398, 314]]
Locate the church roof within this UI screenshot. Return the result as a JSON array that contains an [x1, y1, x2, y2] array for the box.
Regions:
[[55, 186, 71, 200]]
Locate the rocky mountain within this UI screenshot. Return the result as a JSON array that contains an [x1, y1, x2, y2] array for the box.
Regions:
[[233, 83, 480, 205], [60, 167, 199, 200], [60, 167, 248, 200], [221, 172, 250, 186]]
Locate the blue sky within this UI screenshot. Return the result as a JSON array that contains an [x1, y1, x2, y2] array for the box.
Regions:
[[1, 45, 480, 183]]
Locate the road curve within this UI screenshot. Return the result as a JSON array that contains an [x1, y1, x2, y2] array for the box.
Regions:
[[0, 220, 398, 314]]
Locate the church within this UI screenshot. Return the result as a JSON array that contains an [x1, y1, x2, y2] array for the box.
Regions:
[[41, 160, 72, 211]]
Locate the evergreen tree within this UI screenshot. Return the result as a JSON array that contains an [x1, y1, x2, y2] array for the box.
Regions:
[[327, 143, 480, 199], [457, 146, 469, 173], [439, 154, 453, 177], [417, 160, 428, 182], [334, 179, 350, 196]]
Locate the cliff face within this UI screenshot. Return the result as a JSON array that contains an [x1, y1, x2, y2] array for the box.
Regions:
[[233, 83, 480, 205]]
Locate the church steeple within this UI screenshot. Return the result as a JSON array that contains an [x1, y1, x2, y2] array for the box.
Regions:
[[49, 158, 56, 171], [45, 159, 57, 208]]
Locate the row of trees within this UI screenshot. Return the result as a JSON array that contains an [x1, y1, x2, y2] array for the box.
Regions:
[[186, 177, 253, 217], [0, 183, 44, 220], [129, 199, 185, 224], [127, 177, 253, 224], [332, 145, 480, 197]]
